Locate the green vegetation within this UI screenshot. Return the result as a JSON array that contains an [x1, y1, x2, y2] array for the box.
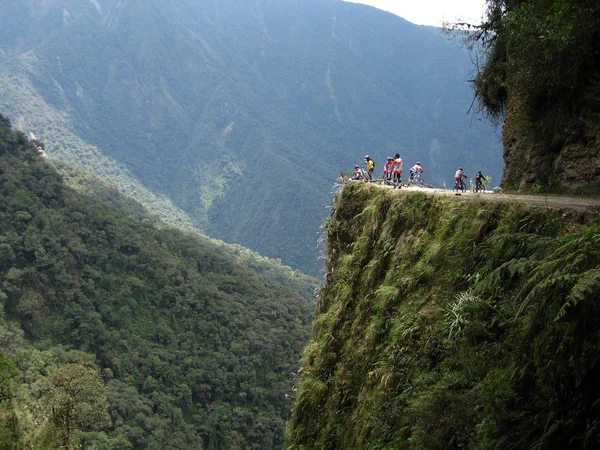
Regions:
[[0, 350, 18, 448], [0, 68, 198, 232], [288, 182, 600, 449], [44, 364, 111, 449], [53, 160, 318, 303], [469, 0, 600, 190], [0, 114, 313, 449], [0, 0, 503, 275]]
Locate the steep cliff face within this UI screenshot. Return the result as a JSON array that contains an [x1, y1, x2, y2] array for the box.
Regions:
[[287, 183, 600, 449], [472, 0, 600, 193], [502, 87, 600, 192]]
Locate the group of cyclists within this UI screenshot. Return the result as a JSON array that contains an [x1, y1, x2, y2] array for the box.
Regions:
[[351, 154, 424, 189], [350, 155, 488, 192], [454, 168, 488, 192]]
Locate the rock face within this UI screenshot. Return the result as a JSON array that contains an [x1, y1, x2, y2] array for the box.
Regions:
[[502, 91, 600, 192], [555, 140, 600, 190]]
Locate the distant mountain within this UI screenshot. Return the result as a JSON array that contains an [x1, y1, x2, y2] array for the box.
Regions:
[[0, 114, 313, 448], [0, 0, 502, 275]]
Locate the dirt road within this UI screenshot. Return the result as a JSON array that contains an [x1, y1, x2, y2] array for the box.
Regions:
[[377, 183, 600, 214]]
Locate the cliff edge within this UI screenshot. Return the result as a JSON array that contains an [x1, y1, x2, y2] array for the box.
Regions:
[[287, 183, 600, 449]]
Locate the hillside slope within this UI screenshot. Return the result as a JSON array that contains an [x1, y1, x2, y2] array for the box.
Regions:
[[52, 159, 318, 302], [288, 183, 600, 449], [0, 0, 502, 275], [0, 115, 313, 449]]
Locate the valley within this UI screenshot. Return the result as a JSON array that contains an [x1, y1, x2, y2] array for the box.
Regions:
[[0, 0, 503, 275], [2, 0, 599, 448]]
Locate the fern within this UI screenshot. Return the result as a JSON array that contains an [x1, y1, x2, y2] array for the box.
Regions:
[[555, 267, 600, 320], [298, 374, 327, 404], [472, 257, 538, 297], [374, 284, 399, 312]]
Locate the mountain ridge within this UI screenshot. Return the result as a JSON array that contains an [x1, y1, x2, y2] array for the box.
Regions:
[[0, 0, 503, 275]]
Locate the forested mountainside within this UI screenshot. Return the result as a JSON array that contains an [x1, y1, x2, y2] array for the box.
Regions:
[[0, 0, 502, 275], [0, 115, 314, 449], [472, 0, 600, 192], [52, 160, 318, 303], [288, 183, 600, 449]]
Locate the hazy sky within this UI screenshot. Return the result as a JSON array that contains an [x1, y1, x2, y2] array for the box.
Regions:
[[345, 0, 487, 27]]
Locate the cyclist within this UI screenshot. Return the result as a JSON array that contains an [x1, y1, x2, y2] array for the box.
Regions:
[[364, 155, 375, 180], [383, 157, 394, 183], [392, 153, 403, 188], [475, 171, 487, 192], [351, 165, 365, 180], [454, 167, 468, 191], [409, 162, 424, 182]]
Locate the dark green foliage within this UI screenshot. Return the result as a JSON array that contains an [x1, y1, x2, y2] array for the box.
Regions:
[[469, 0, 600, 189], [0, 0, 503, 275], [474, 0, 600, 119], [44, 364, 111, 448], [0, 115, 313, 448], [52, 160, 318, 304], [288, 183, 600, 449], [0, 351, 18, 449]]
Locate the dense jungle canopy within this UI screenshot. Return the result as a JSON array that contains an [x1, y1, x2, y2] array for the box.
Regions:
[[0, 114, 313, 449]]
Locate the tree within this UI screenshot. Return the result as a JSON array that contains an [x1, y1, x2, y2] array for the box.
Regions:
[[43, 364, 110, 449]]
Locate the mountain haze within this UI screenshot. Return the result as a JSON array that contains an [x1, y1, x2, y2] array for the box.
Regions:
[[0, 0, 502, 274]]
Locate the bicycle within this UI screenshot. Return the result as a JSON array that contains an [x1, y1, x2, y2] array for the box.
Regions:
[[362, 162, 374, 181], [382, 170, 394, 185], [407, 172, 425, 188], [474, 180, 486, 193], [453, 178, 466, 193]]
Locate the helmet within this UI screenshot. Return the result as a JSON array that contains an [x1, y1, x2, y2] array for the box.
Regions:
[[387, 156, 393, 160], [364, 155, 370, 159], [459, 167, 463, 170], [355, 165, 360, 169], [416, 162, 421, 165], [395, 153, 400, 158]]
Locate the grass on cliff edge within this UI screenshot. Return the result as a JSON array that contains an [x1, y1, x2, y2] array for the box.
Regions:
[[287, 182, 600, 450]]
